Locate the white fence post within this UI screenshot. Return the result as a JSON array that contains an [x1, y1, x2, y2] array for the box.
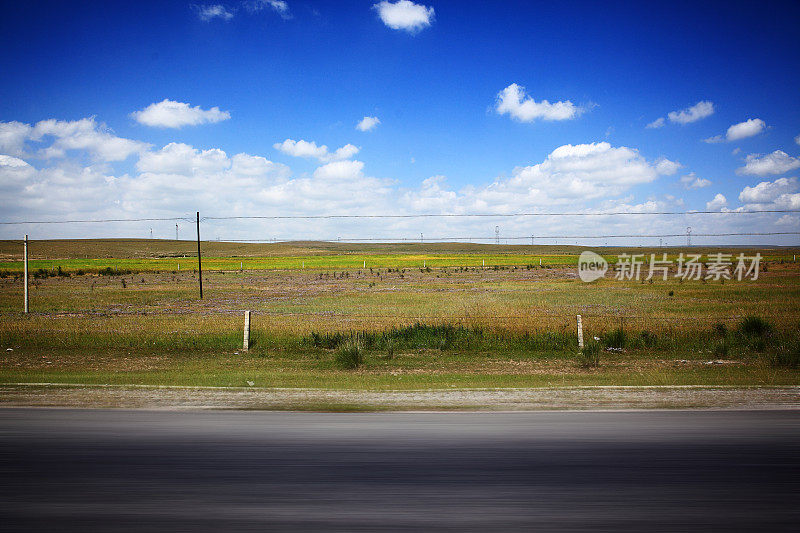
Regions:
[[243, 310, 251, 352], [576, 314, 584, 349]]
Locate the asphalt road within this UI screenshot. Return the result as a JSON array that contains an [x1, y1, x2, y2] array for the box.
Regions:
[[1, 409, 798, 531]]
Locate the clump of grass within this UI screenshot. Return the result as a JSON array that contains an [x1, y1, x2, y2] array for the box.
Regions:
[[334, 340, 363, 370], [713, 323, 728, 337], [385, 339, 396, 359], [577, 340, 601, 368], [305, 323, 574, 354], [765, 341, 800, 368], [638, 330, 657, 348], [713, 340, 729, 357], [602, 327, 626, 349], [738, 316, 772, 338]]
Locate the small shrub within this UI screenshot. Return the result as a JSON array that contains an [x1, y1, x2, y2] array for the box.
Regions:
[[713, 323, 728, 337], [334, 340, 363, 370], [738, 316, 772, 338], [577, 340, 601, 368]]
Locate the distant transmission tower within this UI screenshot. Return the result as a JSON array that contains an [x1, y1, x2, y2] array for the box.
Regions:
[[150, 227, 153, 239], [495, 226, 500, 245], [686, 226, 692, 247], [420, 233, 424, 244], [176, 223, 179, 241]]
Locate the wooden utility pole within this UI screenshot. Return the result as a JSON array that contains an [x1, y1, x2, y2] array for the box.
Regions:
[[196, 212, 203, 299], [23, 235, 29, 314]]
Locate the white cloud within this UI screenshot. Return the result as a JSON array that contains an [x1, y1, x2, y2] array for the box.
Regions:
[[401, 143, 663, 214], [776, 214, 799, 226], [667, 101, 715, 124], [131, 99, 231, 128], [246, 0, 291, 19], [373, 1, 434, 32], [795, 134, 800, 146], [706, 193, 727, 210], [680, 173, 712, 189], [705, 118, 766, 143], [195, 4, 235, 21], [726, 118, 766, 141], [4, 115, 796, 244], [736, 150, 800, 176], [30, 117, 150, 162], [0, 154, 31, 168], [356, 116, 381, 132], [738, 177, 798, 204], [312, 160, 365, 180], [273, 139, 359, 163], [646, 117, 665, 129], [655, 157, 681, 175], [495, 83, 583, 123], [136, 142, 231, 175], [0, 121, 33, 156]]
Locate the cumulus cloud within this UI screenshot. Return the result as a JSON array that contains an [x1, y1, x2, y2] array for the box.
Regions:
[[738, 177, 798, 204], [5, 115, 794, 243], [136, 142, 231, 175], [646, 117, 665, 129], [495, 83, 583, 123], [0, 121, 33, 156], [667, 101, 715, 124], [680, 173, 711, 189], [704, 118, 766, 143], [273, 139, 359, 163], [400, 143, 664, 215], [795, 134, 800, 146], [131, 99, 231, 128], [24, 117, 150, 161], [373, 1, 434, 32], [194, 4, 235, 21], [356, 116, 381, 132], [736, 150, 800, 176], [706, 193, 727, 210], [655, 157, 681, 175]]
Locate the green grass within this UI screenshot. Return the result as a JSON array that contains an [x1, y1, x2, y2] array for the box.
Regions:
[[1, 239, 799, 391]]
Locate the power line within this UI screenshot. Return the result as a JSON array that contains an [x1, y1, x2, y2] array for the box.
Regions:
[[0, 216, 191, 225], [216, 231, 800, 242], [1, 209, 798, 226], [202, 209, 800, 221]]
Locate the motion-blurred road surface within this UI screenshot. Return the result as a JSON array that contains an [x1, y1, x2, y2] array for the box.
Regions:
[[1, 409, 798, 531]]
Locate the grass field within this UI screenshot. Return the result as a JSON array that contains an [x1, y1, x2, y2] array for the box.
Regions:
[[1, 239, 798, 390]]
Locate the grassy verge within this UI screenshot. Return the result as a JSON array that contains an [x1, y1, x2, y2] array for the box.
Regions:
[[1, 321, 797, 390]]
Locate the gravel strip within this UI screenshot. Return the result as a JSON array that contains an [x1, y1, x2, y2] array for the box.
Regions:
[[1, 384, 799, 411]]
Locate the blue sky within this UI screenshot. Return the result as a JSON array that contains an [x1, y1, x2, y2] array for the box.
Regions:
[[1, 0, 799, 244]]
